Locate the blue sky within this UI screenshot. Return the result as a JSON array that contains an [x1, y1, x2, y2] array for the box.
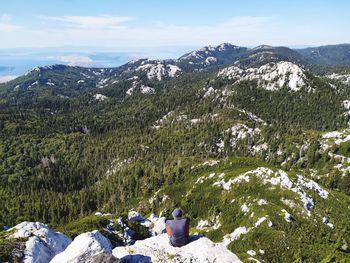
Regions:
[[1, 0, 349, 49], [0, 0, 349, 81]]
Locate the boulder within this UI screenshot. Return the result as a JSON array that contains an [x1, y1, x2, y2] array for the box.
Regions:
[[9, 221, 71, 263], [50, 230, 118, 263]]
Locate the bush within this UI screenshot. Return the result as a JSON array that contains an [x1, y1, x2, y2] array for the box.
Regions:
[[127, 220, 150, 240], [0, 238, 25, 263]]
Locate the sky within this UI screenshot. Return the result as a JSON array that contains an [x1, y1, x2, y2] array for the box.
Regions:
[[1, 0, 349, 49], [0, 0, 349, 80]]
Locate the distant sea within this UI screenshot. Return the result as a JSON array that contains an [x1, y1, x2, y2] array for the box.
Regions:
[[0, 49, 136, 77], [0, 46, 194, 83]]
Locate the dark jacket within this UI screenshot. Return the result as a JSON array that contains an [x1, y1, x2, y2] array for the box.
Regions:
[[166, 217, 190, 247]]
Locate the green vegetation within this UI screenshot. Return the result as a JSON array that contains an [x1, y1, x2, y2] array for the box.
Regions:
[[54, 215, 113, 239], [297, 44, 350, 66], [143, 156, 350, 262], [337, 140, 350, 157], [0, 47, 350, 262], [0, 229, 25, 263]]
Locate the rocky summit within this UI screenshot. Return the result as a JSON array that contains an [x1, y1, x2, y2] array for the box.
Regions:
[[2, 213, 241, 263]]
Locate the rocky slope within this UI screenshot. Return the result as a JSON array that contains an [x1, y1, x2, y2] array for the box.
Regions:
[[3, 215, 241, 263], [217, 61, 309, 91], [7, 222, 72, 263]]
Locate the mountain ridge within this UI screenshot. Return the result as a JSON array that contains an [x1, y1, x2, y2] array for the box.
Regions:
[[3, 42, 350, 89], [1, 42, 350, 262]]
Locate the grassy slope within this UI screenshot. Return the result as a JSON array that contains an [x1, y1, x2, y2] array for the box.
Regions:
[[144, 156, 350, 262]]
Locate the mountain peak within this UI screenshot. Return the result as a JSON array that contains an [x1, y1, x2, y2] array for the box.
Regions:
[[217, 42, 239, 50], [177, 43, 247, 68], [181, 43, 242, 58], [24, 64, 73, 76], [252, 45, 275, 50]]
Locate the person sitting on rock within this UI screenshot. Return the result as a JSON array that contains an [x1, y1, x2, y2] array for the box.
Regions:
[[166, 208, 190, 247]]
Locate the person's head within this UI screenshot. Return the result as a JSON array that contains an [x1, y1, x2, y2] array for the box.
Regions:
[[172, 208, 183, 219]]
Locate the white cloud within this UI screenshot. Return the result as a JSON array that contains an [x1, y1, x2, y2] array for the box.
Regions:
[[0, 23, 20, 32], [48, 54, 96, 66], [0, 75, 17, 83], [21, 15, 275, 48], [41, 15, 134, 28], [0, 13, 20, 32], [0, 14, 12, 22], [1, 14, 347, 49]]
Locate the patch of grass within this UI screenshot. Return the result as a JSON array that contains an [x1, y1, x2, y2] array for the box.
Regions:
[[166, 252, 175, 260], [337, 140, 350, 158], [206, 229, 225, 243], [54, 215, 112, 239], [127, 248, 135, 254], [0, 229, 15, 239], [228, 227, 284, 263]]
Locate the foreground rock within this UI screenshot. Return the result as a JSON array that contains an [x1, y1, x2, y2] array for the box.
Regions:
[[9, 221, 71, 263], [50, 230, 119, 263], [8, 216, 241, 263], [112, 233, 241, 263]]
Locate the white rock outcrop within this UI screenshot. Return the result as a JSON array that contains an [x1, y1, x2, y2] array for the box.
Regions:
[[322, 129, 350, 146], [112, 233, 241, 263], [50, 230, 117, 263], [215, 123, 262, 153], [94, 93, 108, 101], [327, 73, 350, 85], [9, 221, 72, 263], [147, 214, 167, 236], [213, 167, 328, 210], [218, 61, 308, 91], [135, 62, 181, 81], [222, 217, 267, 247]]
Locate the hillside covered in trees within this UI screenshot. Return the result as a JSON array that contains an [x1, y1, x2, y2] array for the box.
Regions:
[[1, 43, 350, 262]]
